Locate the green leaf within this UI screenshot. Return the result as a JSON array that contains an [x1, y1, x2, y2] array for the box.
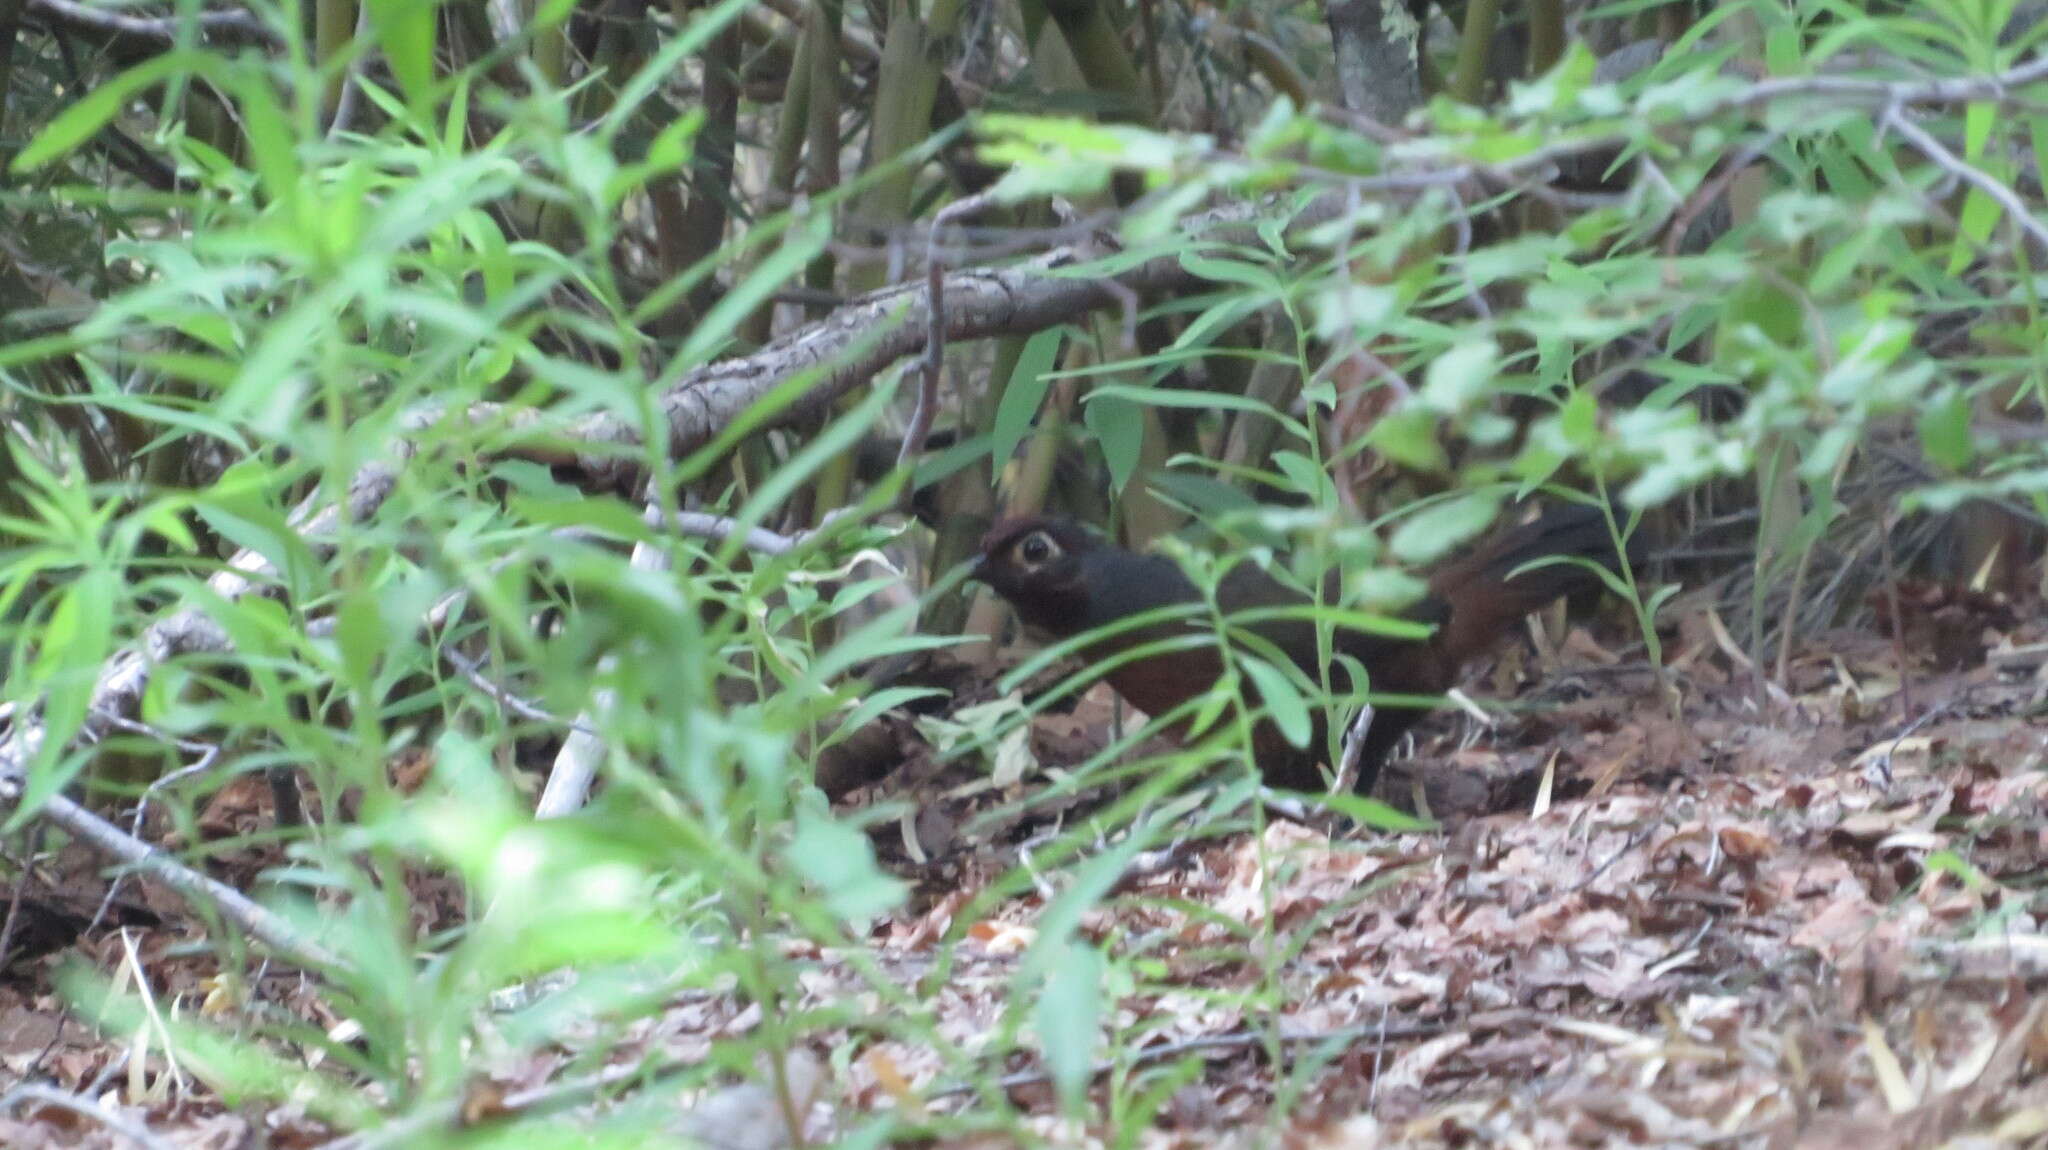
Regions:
[[1036, 942, 1104, 1114], [1270, 450, 1334, 504], [1086, 383, 1310, 440], [1389, 491, 1502, 564], [1178, 250, 1280, 294], [1313, 283, 1399, 340], [787, 807, 908, 922], [721, 373, 898, 562], [12, 53, 205, 173], [1311, 790, 1436, 831], [1420, 339, 1499, 415], [991, 329, 1064, 470], [1557, 386, 1598, 449], [12, 568, 118, 828], [1169, 293, 1264, 355], [604, 0, 756, 130], [1184, 665, 1237, 739], [1949, 187, 1999, 273], [193, 491, 319, 601], [366, 0, 440, 113], [1239, 655, 1311, 749], [227, 70, 303, 224], [137, 501, 200, 553], [2032, 118, 2048, 212], [1085, 391, 1145, 493], [1917, 386, 1974, 471], [672, 214, 831, 368], [335, 588, 388, 690], [1365, 406, 1447, 472]]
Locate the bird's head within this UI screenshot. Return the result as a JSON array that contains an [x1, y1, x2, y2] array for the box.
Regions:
[[967, 515, 1103, 635]]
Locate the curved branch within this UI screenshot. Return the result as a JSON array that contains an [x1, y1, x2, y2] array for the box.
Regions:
[[25, 0, 284, 49]]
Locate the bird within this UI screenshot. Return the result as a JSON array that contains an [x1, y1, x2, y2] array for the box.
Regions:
[[967, 503, 1646, 795]]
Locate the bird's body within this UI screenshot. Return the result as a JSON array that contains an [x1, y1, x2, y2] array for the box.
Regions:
[[969, 505, 1644, 794]]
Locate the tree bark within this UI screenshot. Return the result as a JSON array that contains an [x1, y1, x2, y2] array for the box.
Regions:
[[1326, 0, 1422, 122]]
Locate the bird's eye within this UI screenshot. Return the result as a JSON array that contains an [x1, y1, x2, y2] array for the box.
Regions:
[[1016, 531, 1059, 566]]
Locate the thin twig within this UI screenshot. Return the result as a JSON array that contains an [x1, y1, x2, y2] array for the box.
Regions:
[[536, 498, 675, 819], [1563, 825, 1658, 896], [0, 1082, 175, 1150], [1662, 129, 1785, 260], [326, 0, 374, 138], [926, 1017, 1451, 1101], [40, 791, 337, 969], [1883, 105, 2048, 261], [441, 648, 599, 736], [661, 507, 818, 555], [904, 192, 1001, 471], [25, 0, 283, 47], [1865, 693, 1961, 791], [1443, 186, 1491, 321], [321, 1054, 697, 1150], [0, 826, 41, 972], [1875, 507, 1913, 717]]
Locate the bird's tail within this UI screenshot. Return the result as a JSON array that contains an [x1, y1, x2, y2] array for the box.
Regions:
[[1427, 503, 1647, 666]]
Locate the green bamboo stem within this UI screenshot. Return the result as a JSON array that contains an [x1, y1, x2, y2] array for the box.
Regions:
[[1451, 0, 1501, 104], [741, 24, 815, 345], [313, 0, 357, 121], [1529, 0, 1564, 76]]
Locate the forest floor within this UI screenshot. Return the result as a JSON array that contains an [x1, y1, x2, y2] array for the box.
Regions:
[[4, 587, 2047, 1148]]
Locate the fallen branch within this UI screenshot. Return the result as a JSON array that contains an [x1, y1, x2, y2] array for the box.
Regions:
[[926, 1013, 1462, 1102], [480, 193, 1317, 491], [24, 0, 284, 48], [0, 1082, 175, 1150], [38, 791, 338, 969]]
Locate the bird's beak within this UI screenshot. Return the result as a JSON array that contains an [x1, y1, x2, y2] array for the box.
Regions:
[[965, 555, 991, 585]]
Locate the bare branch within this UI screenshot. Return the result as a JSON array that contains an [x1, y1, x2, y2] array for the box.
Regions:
[[1882, 105, 2048, 262], [0, 1082, 175, 1150], [35, 791, 337, 968], [25, 0, 283, 48]]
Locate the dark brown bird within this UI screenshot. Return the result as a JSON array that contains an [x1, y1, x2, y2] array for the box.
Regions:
[[968, 503, 1645, 794]]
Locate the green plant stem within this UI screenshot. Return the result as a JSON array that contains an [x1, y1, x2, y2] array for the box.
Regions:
[[848, 0, 963, 293], [743, 25, 816, 344], [668, 0, 742, 323], [314, 0, 357, 121], [1528, 0, 1563, 76], [802, 0, 842, 305], [1450, 0, 1500, 104]]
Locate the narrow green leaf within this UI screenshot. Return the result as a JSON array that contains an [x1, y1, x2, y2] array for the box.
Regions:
[[366, 0, 440, 112], [1239, 654, 1311, 748], [2032, 117, 2048, 210], [788, 807, 908, 922], [1312, 791, 1436, 831], [12, 53, 202, 173], [1420, 338, 1499, 414], [1917, 386, 1974, 471], [1949, 188, 1999, 273], [335, 589, 388, 690], [1178, 251, 1280, 293], [13, 569, 118, 826], [1948, 101, 1999, 272], [1085, 391, 1144, 493], [991, 329, 1064, 470], [1270, 450, 1334, 504], [1389, 491, 1502, 564], [1037, 942, 1104, 1114], [673, 214, 830, 368], [226, 71, 302, 222], [1365, 406, 1448, 471]]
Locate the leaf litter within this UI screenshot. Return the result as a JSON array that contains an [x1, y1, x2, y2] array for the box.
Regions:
[[5, 599, 2048, 1147]]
